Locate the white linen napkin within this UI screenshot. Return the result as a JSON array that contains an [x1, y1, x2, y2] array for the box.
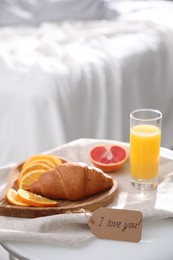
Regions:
[[0, 138, 173, 246]]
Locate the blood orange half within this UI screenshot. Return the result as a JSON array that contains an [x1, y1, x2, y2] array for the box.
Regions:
[[89, 144, 128, 172]]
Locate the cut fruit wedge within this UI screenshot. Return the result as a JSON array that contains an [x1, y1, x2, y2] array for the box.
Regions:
[[6, 188, 30, 207], [18, 162, 52, 186], [17, 189, 58, 207], [18, 154, 63, 188], [22, 154, 62, 171], [19, 169, 47, 190], [89, 144, 128, 172]]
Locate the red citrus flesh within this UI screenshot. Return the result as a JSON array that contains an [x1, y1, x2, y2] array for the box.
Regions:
[[90, 144, 128, 172]]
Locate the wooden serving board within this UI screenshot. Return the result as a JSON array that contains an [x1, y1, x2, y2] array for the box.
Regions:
[[0, 180, 118, 218], [0, 160, 118, 218]]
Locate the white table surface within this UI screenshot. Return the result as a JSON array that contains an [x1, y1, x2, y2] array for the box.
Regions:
[[1, 147, 173, 260]]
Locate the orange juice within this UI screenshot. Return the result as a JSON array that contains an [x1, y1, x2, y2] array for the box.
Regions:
[[130, 124, 161, 180]]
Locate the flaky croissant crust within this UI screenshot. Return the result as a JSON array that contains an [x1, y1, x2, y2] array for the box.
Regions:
[[30, 162, 113, 200]]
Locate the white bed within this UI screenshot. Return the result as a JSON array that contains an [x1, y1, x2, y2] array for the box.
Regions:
[[0, 0, 173, 166]]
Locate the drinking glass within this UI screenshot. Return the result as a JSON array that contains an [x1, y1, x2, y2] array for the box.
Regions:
[[130, 109, 162, 190]]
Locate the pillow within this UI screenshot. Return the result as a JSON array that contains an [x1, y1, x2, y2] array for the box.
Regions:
[[0, 0, 119, 26]]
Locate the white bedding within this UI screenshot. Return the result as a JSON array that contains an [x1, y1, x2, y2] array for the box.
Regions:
[[0, 0, 173, 165]]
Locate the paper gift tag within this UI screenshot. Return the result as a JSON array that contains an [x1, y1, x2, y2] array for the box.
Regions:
[[88, 207, 143, 242]]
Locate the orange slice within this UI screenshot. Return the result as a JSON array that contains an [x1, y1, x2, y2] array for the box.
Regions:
[[17, 189, 58, 207], [18, 154, 63, 187], [6, 188, 30, 207], [89, 144, 128, 172], [19, 169, 47, 190], [22, 154, 62, 171], [18, 161, 52, 186]]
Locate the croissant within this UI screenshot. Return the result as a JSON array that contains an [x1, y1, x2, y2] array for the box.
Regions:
[[29, 162, 113, 200]]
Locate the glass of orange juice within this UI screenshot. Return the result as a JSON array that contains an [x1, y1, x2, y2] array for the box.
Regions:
[[130, 109, 162, 190]]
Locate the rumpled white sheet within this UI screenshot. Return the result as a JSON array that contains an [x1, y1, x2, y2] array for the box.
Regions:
[[0, 0, 118, 26], [0, 138, 173, 246], [0, 1, 173, 166]]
